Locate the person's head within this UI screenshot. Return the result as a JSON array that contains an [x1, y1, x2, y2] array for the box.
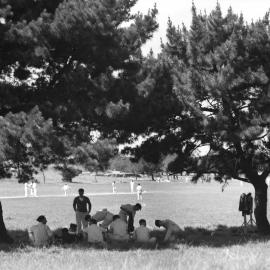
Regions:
[[89, 218, 97, 225], [137, 183, 141, 186], [36, 215, 47, 224], [134, 203, 142, 211], [139, 219, 146, 226], [155, 220, 162, 227], [78, 188, 84, 196], [112, 215, 120, 221], [85, 214, 91, 222]]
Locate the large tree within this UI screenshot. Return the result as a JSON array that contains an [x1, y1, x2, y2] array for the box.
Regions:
[[115, 4, 270, 233], [0, 0, 158, 241], [135, 4, 270, 232]]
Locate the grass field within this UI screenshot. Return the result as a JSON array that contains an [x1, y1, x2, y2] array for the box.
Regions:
[[1, 176, 270, 270]]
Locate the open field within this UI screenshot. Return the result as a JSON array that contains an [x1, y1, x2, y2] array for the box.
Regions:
[[1, 179, 270, 270]]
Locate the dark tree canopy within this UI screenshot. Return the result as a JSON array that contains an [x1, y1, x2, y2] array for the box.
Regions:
[[0, 0, 158, 129]]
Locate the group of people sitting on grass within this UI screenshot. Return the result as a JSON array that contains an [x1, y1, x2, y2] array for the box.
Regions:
[[28, 188, 182, 248]]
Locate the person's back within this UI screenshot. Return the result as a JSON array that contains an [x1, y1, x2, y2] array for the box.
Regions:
[[155, 219, 181, 243], [134, 225, 151, 242], [84, 224, 104, 244], [108, 216, 129, 241], [92, 209, 108, 222], [29, 216, 53, 246], [110, 219, 128, 237], [163, 219, 181, 232]]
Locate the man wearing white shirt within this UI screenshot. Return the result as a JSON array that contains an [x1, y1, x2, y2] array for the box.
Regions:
[[83, 218, 106, 247], [130, 179, 134, 193], [108, 215, 129, 242], [28, 215, 53, 246], [136, 183, 143, 201], [134, 219, 156, 246], [155, 219, 182, 243]]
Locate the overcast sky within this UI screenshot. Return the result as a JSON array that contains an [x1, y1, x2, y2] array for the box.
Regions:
[[133, 0, 270, 55]]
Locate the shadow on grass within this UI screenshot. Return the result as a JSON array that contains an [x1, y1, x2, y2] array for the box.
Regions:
[[1, 225, 270, 252]]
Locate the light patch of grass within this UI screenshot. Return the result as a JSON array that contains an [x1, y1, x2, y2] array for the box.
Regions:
[[1, 180, 270, 269]]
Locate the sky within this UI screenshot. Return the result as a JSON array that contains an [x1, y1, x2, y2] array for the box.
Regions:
[[133, 0, 270, 55]]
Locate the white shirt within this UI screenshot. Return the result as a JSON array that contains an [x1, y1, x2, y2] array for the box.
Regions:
[[83, 224, 104, 243], [63, 185, 70, 191], [134, 226, 151, 242], [136, 185, 142, 193], [29, 222, 53, 246], [161, 219, 181, 242], [109, 219, 128, 237]]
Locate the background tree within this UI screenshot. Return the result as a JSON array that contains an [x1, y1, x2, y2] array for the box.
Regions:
[[0, 106, 54, 183], [139, 4, 270, 232], [74, 138, 118, 182]]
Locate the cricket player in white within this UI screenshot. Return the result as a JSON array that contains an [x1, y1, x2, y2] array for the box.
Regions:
[[136, 183, 143, 201], [130, 179, 134, 193]]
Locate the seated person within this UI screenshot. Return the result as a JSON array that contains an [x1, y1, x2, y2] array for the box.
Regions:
[[92, 208, 114, 229], [119, 203, 142, 233], [155, 219, 182, 243], [83, 218, 106, 248], [107, 215, 129, 242], [28, 215, 53, 247], [133, 219, 156, 247]]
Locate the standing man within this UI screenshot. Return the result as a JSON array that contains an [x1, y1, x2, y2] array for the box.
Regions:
[[130, 179, 134, 193], [32, 181, 37, 197], [62, 183, 71, 196], [24, 182, 29, 197], [73, 188, 91, 234], [112, 181, 117, 193], [136, 183, 143, 201]]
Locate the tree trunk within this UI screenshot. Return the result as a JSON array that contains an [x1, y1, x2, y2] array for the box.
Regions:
[[41, 169, 46, 184], [151, 174, 155, 181], [253, 181, 270, 233], [0, 201, 13, 243]]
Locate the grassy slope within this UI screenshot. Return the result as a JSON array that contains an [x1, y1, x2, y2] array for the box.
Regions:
[[1, 178, 269, 270]]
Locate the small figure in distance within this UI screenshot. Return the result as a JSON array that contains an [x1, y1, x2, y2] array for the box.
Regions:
[[130, 179, 135, 193], [32, 180, 38, 197], [83, 216, 107, 248], [28, 215, 53, 247], [24, 182, 29, 197], [119, 203, 142, 233], [136, 183, 143, 201], [107, 215, 129, 243], [155, 219, 182, 245], [133, 219, 157, 248], [91, 208, 114, 229], [73, 188, 91, 234], [62, 183, 71, 196], [112, 181, 117, 194]]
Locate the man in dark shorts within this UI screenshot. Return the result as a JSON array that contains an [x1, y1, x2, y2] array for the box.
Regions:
[[73, 188, 91, 234]]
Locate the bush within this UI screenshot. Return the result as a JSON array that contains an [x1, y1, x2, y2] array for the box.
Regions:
[[61, 166, 82, 182]]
